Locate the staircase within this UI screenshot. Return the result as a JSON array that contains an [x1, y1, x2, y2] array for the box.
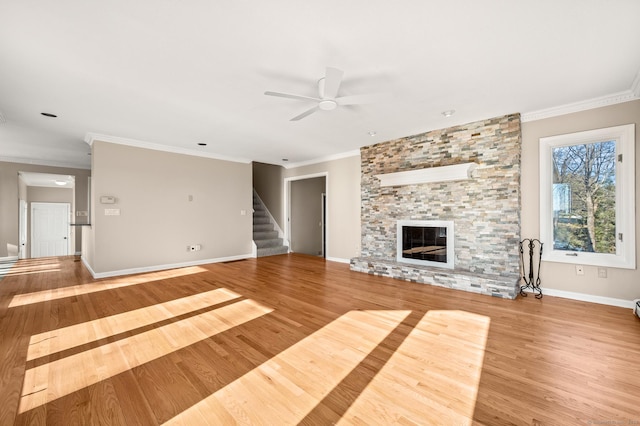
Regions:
[[253, 193, 289, 257]]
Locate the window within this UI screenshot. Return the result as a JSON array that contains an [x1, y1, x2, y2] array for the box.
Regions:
[[539, 124, 635, 269]]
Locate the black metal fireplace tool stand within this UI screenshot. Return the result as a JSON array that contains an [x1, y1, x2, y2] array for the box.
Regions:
[[519, 238, 543, 299]]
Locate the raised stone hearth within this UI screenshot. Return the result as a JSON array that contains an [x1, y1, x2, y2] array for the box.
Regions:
[[350, 257, 519, 298], [351, 113, 521, 299]]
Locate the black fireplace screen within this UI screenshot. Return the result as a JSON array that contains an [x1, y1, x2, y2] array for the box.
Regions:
[[401, 226, 448, 263]]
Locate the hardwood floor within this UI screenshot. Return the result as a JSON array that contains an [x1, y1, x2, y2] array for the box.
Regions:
[[1, 254, 639, 425]]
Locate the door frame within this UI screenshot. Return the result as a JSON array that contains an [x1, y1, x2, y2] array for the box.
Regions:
[[321, 192, 326, 258], [30, 202, 71, 258], [284, 172, 328, 258], [19, 199, 28, 259]]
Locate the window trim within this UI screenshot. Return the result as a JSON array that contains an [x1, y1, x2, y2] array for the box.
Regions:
[[539, 124, 636, 269]]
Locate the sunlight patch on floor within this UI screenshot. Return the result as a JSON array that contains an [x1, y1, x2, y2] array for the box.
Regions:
[[19, 297, 272, 413], [8, 266, 207, 307], [1, 259, 59, 278], [27, 287, 241, 361], [337, 310, 490, 425], [164, 309, 411, 426]]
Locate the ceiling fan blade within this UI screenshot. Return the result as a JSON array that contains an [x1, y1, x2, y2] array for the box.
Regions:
[[322, 67, 344, 99], [264, 91, 321, 102], [336, 93, 386, 106], [290, 106, 319, 121]]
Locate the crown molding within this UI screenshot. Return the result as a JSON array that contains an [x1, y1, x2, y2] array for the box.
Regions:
[[521, 90, 639, 122], [284, 149, 360, 169], [84, 133, 252, 164], [0, 155, 91, 170]]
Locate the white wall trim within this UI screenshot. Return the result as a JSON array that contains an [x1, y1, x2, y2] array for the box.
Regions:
[[326, 256, 351, 264], [0, 256, 18, 262], [284, 150, 360, 169], [82, 253, 254, 279], [521, 90, 639, 123], [85, 133, 252, 164], [523, 287, 634, 309]]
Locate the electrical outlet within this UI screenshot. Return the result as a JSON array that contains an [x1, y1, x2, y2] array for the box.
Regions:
[[598, 267, 608, 278], [576, 265, 584, 275]]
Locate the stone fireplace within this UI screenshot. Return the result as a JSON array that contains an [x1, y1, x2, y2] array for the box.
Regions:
[[350, 113, 521, 299]]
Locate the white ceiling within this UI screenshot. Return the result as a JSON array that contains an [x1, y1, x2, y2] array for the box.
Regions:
[[1, 1, 639, 170]]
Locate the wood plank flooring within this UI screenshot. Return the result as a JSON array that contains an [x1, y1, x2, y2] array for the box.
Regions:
[[1, 254, 639, 425]]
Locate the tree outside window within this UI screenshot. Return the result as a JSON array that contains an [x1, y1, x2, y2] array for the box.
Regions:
[[552, 141, 616, 254]]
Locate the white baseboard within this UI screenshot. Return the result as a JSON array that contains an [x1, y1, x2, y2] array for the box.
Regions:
[[81, 256, 98, 277], [524, 287, 634, 309], [82, 253, 254, 279], [326, 257, 351, 264], [0, 256, 18, 262]]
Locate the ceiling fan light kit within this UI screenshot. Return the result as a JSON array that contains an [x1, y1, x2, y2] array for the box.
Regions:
[[318, 100, 337, 111], [265, 66, 381, 121]]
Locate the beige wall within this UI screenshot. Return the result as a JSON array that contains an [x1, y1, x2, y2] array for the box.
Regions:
[[0, 161, 90, 258], [521, 99, 640, 301], [252, 162, 284, 228], [284, 155, 361, 261], [87, 141, 253, 275]]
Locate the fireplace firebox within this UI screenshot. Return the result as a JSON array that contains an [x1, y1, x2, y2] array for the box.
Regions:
[[397, 220, 454, 269]]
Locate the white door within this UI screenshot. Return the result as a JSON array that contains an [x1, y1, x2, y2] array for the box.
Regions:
[[31, 202, 70, 258]]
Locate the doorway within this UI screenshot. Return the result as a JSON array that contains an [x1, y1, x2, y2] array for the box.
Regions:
[[18, 172, 76, 258], [30, 202, 71, 258], [285, 173, 328, 258]]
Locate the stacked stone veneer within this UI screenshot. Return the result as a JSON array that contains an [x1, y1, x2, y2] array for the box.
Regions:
[[350, 113, 522, 299]]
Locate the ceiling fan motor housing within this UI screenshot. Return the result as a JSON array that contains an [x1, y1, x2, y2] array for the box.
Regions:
[[318, 100, 338, 111]]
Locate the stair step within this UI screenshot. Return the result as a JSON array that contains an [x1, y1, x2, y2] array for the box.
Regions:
[[253, 216, 271, 224], [257, 246, 289, 257], [255, 238, 283, 248], [253, 230, 278, 240], [253, 223, 274, 232], [253, 192, 287, 258]]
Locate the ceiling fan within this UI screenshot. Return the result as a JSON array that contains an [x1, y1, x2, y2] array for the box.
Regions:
[[265, 67, 382, 121]]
